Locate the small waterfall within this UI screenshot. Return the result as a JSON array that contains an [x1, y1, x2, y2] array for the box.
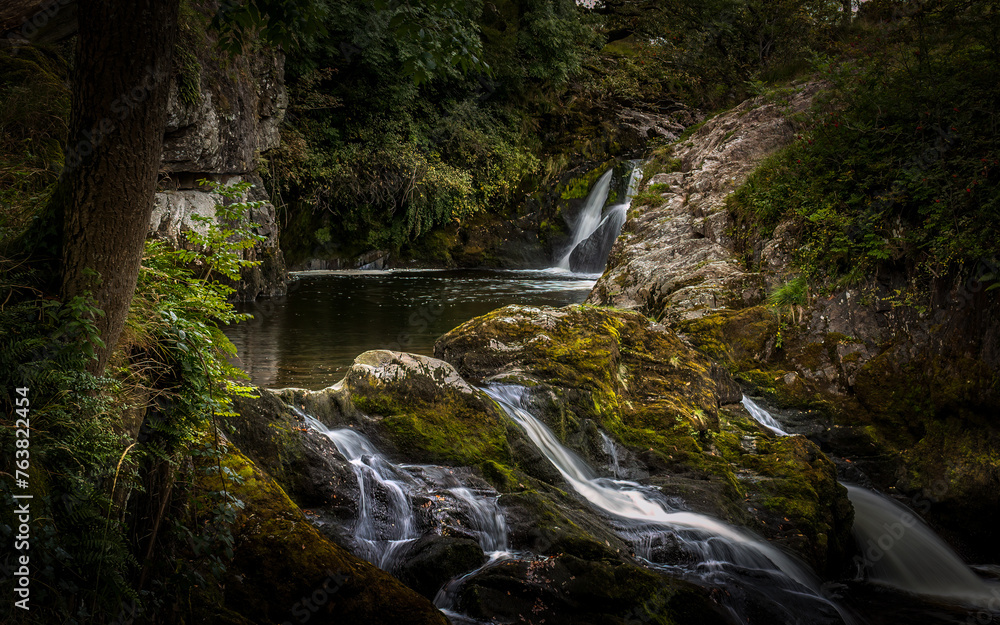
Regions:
[[448, 486, 509, 554], [484, 384, 849, 623], [556, 169, 614, 270], [566, 165, 643, 273], [311, 420, 420, 569], [741, 395, 790, 436], [303, 415, 509, 571], [846, 484, 999, 606], [600, 430, 624, 478]]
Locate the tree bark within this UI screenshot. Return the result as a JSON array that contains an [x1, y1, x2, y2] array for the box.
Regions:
[[60, 0, 179, 375]]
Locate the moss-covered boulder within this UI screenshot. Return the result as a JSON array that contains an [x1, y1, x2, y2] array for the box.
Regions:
[[274, 350, 520, 482], [434, 304, 853, 574], [187, 437, 446, 625], [678, 297, 1000, 561]]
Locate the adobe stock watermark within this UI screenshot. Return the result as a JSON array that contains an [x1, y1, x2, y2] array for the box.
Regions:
[[62, 62, 171, 174], [967, 587, 1000, 624], [852, 479, 949, 574], [2, 0, 74, 53], [379, 296, 447, 353], [281, 570, 349, 625]]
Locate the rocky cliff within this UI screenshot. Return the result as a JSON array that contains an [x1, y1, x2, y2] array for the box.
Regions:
[[151, 5, 288, 299]]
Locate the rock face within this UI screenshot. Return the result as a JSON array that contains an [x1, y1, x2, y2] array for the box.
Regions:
[[568, 206, 626, 273], [149, 6, 288, 300], [230, 348, 748, 624], [185, 437, 447, 625], [589, 83, 825, 322], [591, 82, 1000, 562]]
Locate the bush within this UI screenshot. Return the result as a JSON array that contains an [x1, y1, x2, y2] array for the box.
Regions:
[[729, 7, 1000, 289]]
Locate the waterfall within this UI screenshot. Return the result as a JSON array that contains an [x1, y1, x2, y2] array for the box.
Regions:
[[309, 419, 420, 569], [303, 415, 509, 570], [564, 164, 643, 273], [483, 384, 849, 623], [448, 486, 509, 553], [741, 395, 790, 436], [600, 430, 624, 478], [556, 169, 613, 270], [846, 484, 999, 606]]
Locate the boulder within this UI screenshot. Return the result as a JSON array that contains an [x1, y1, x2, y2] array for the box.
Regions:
[[434, 304, 853, 574], [187, 437, 447, 625]]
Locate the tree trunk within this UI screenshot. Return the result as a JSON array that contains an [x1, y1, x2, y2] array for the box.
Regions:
[[60, 0, 180, 375]]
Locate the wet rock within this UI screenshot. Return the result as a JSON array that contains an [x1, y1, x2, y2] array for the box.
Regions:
[[568, 207, 627, 273], [188, 438, 447, 625], [456, 553, 731, 625], [396, 536, 485, 599], [435, 304, 852, 574]]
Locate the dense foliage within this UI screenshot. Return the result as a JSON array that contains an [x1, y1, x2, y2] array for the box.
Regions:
[[0, 185, 261, 622], [729, 0, 1000, 290], [267, 0, 592, 260]]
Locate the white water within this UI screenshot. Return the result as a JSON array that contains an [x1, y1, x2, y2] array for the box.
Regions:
[[741, 395, 790, 436], [483, 384, 848, 621], [846, 484, 999, 606], [556, 164, 644, 273], [600, 430, 624, 478], [738, 401, 1000, 609], [303, 415, 509, 570], [556, 169, 614, 269]]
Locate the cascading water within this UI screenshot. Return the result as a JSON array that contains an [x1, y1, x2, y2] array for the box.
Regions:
[[740, 400, 1000, 612], [741, 395, 789, 436], [556, 169, 613, 271], [305, 416, 420, 569], [566, 164, 644, 273], [483, 384, 849, 624], [846, 484, 999, 606], [303, 415, 509, 571], [600, 430, 624, 478], [447, 485, 509, 553]]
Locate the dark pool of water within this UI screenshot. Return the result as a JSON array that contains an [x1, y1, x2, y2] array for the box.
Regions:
[[224, 269, 597, 390]]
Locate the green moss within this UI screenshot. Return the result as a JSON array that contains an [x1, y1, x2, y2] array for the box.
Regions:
[[186, 438, 447, 625], [558, 161, 615, 201]]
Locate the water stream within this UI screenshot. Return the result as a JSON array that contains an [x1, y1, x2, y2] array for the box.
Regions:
[[740, 396, 1000, 615], [302, 414, 509, 571], [556, 163, 642, 272], [556, 169, 614, 270], [484, 384, 849, 623], [846, 484, 999, 606]]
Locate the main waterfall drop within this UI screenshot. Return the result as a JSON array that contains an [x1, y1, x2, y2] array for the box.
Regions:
[[557, 163, 643, 273]]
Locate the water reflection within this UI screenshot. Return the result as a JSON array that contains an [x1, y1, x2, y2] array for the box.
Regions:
[[224, 268, 597, 389]]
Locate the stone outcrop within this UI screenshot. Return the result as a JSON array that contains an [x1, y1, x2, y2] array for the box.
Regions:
[[589, 83, 825, 322], [229, 348, 734, 624], [590, 82, 1000, 562], [435, 304, 854, 575], [150, 6, 288, 300], [186, 436, 447, 625]]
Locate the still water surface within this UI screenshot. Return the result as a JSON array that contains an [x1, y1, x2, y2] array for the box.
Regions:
[[225, 269, 597, 389]]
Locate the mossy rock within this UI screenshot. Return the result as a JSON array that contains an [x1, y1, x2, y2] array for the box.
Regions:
[[228, 388, 359, 518], [274, 350, 521, 490], [189, 437, 447, 625], [435, 304, 852, 572]]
